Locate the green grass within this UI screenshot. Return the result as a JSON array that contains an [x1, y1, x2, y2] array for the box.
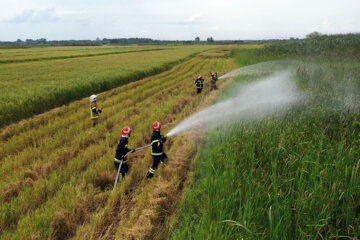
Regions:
[[0, 45, 220, 128], [170, 37, 360, 239], [0, 45, 170, 63]]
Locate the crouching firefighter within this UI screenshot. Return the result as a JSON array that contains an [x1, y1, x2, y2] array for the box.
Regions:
[[146, 121, 167, 179], [195, 75, 205, 94], [90, 94, 102, 127], [114, 126, 136, 182]]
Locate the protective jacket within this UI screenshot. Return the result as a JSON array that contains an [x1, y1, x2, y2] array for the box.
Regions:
[[211, 73, 218, 84], [114, 137, 131, 163], [151, 131, 166, 156], [90, 102, 102, 119], [195, 77, 204, 89]]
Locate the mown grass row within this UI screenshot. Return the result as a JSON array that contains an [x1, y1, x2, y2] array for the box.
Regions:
[[0, 58, 205, 187], [170, 43, 360, 239], [0, 56, 203, 149], [0, 57, 209, 234], [0, 61, 206, 208], [0, 45, 220, 127], [0, 52, 237, 239], [5, 57, 228, 237], [72, 57, 236, 240], [113, 63, 237, 240]]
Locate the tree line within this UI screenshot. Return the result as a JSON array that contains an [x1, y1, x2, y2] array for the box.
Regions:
[[0, 37, 287, 48]]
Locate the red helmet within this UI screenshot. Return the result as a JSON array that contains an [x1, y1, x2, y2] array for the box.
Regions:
[[198, 75, 203, 79], [152, 121, 161, 131], [122, 126, 132, 136]]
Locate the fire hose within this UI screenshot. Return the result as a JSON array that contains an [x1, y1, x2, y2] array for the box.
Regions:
[[112, 143, 152, 191]]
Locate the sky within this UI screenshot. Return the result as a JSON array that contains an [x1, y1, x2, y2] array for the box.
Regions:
[[0, 0, 359, 41]]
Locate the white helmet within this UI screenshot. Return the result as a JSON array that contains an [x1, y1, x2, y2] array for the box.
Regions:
[[90, 94, 97, 103]]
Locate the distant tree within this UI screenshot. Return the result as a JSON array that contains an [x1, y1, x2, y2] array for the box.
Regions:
[[195, 37, 200, 42], [37, 38, 47, 44], [306, 31, 321, 39], [207, 37, 214, 43], [96, 37, 101, 41], [16, 39, 22, 43]]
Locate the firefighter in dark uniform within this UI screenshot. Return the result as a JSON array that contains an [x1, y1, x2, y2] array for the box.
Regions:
[[210, 72, 218, 90], [114, 126, 135, 181], [195, 75, 205, 94], [146, 121, 167, 179], [90, 94, 102, 127]]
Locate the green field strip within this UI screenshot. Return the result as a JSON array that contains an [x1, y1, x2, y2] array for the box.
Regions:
[[0, 48, 167, 64]]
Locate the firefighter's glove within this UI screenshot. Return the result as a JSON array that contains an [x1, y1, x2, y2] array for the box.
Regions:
[[98, 109, 102, 114], [130, 149, 136, 153], [161, 136, 167, 143]]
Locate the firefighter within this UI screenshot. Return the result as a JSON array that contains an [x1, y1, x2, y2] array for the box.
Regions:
[[210, 72, 218, 90], [195, 75, 205, 94], [146, 121, 167, 179], [90, 94, 102, 127], [114, 126, 136, 181]]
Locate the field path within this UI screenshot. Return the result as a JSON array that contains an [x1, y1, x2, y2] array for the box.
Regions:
[[0, 49, 237, 240]]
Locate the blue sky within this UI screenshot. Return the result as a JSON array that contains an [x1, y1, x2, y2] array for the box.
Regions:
[[0, 0, 359, 41]]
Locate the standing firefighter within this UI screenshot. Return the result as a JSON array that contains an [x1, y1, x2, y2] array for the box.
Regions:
[[90, 94, 102, 127], [195, 75, 205, 94], [114, 126, 136, 182], [146, 121, 167, 179], [210, 72, 218, 90]]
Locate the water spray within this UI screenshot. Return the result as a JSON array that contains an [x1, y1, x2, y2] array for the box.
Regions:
[[167, 70, 302, 137]]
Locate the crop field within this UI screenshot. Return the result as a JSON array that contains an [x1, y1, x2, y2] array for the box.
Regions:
[[0, 45, 181, 63], [0, 46, 237, 239], [3, 34, 359, 240], [0, 45, 221, 127]]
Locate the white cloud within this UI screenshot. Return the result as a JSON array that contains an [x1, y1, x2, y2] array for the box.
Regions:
[[0, 10, 34, 23], [30, 8, 60, 23], [0, 8, 60, 23]]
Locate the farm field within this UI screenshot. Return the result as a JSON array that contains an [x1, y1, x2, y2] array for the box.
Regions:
[[0, 47, 238, 239], [3, 35, 360, 240], [0, 45, 172, 63], [0, 44, 223, 127]]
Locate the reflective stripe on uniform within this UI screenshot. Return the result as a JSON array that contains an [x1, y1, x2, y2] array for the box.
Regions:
[[114, 158, 127, 164], [148, 168, 156, 174], [151, 139, 161, 146], [151, 139, 163, 155], [151, 152, 163, 156], [90, 104, 99, 118]]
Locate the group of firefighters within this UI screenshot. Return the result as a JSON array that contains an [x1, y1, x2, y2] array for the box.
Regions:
[[89, 72, 218, 182]]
